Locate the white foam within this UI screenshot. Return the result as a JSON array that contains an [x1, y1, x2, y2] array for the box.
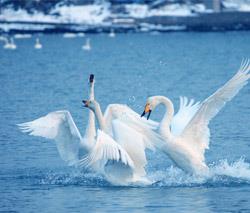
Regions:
[[210, 158, 250, 180], [148, 158, 250, 187]]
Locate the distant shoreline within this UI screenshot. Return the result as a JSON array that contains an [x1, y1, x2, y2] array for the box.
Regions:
[[1, 11, 250, 34]]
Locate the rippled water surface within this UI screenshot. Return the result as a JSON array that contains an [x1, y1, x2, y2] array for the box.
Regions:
[[1, 32, 250, 212]]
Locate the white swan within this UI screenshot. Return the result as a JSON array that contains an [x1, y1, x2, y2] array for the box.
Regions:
[[34, 38, 42, 49], [9, 38, 16, 49], [80, 99, 152, 185], [3, 38, 16, 49], [3, 38, 10, 49], [109, 29, 116, 38], [141, 60, 250, 175], [82, 38, 91, 51]]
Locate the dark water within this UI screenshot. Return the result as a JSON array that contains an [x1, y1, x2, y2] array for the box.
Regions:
[[1, 32, 250, 212]]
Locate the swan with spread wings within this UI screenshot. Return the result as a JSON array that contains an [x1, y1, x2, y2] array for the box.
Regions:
[[18, 75, 136, 185], [141, 60, 250, 175]]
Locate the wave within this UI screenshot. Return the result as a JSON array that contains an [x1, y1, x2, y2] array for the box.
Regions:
[[14, 158, 250, 187]]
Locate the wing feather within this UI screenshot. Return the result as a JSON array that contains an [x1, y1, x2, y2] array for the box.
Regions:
[[78, 130, 134, 171], [111, 119, 148, 176], [171, 96, 201, 136], [18, 110, 82, 165], [181, 59, 250, 159]]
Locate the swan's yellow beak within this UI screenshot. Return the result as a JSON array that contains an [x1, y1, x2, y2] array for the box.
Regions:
[[141, 103, 152, 120], [82, 100, 90, 107]]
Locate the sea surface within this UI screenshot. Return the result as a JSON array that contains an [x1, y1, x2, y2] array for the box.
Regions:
[[1, 32, 250, 212]]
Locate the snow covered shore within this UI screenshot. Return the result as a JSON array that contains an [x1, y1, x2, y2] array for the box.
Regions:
[[1, 1, 250, 33]]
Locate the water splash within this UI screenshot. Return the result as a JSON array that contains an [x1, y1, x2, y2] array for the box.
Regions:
[[17, 158, 250, 187], [150, 158, 250, 187], [37, 171, 110, 186]]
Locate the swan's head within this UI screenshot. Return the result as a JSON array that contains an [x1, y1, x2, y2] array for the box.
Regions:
[[141, 96, 157, 120], [82, 99, 97, 112], [82, 100, 100, 113]]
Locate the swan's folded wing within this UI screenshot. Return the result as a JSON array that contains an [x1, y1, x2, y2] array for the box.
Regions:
[[104, 104, 160, 150], [171, 96, 201, 136], [18, 110, 82, 165], [181, 60, 250, 159], [111, 119, 148, 176], [79, 130, 134, 171]]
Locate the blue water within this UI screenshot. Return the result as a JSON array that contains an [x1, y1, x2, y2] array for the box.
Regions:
[[1, 32, 250, 212]]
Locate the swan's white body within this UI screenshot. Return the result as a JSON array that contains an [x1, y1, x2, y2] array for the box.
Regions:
[[80, 100, 155, 185], [3, 38, 10, 49], [34, 38, 42, 49], [141, 60, 250, 175], [4, 38, 16, 49], [82, 38, 91, 51]]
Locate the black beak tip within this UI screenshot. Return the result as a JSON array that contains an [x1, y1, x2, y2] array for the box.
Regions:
[[147, 110, 152, 120], [141, 111, 145, 117], [89, 74, 94, 83]]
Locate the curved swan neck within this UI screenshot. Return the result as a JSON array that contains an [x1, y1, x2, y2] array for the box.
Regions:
[[84, 81, 96, 138], [154, 96, 174, 137]]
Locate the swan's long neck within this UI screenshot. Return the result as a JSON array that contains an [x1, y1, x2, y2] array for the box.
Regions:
[[93, 102, 107, 132], [155, 96, 174, 139], [84, 81, 96, 139]]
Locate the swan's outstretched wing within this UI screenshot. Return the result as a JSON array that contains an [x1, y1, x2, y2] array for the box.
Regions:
[[181, 60, 250, 159], [18, 110, 82, 165], [104, 104, 160, 150], [171, 96, 201, 136], [79, 130, 134, 172]]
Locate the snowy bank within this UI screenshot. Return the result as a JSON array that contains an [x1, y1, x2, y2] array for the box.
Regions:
[[1, 2, 250, 33]]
